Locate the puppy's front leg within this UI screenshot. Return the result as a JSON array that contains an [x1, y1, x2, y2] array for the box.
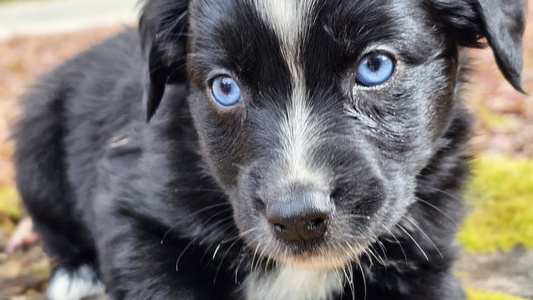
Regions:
[[95, 212, 222, 300]]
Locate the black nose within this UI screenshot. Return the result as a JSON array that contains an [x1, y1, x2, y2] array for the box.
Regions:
[[267, 191, 332, 242]]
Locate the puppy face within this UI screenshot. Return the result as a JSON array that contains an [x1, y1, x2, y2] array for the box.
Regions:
[[185, 0, 454, 269], [144, 0, 524, 270]]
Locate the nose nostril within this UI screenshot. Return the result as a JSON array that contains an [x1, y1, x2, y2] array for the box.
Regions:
[[330, 187, 342, 202], [308, 218, 326, 231], [273, 223, 287, 233]]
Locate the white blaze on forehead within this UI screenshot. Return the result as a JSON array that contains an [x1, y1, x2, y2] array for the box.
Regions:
[[252, 0, 323, 184], [252, 0, 315, 51]]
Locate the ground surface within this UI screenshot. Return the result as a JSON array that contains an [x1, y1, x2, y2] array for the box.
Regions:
[[0, 1, 532, 300], [0, 0, 137, 40]]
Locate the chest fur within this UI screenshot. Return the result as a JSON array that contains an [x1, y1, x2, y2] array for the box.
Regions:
[[245, 267, 344, 300]]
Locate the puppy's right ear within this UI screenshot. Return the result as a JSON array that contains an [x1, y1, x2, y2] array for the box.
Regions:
[[427, 0, 527, 92], [139, 0, 189, 122]]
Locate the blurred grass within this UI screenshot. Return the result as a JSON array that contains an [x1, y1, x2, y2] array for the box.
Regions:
[[0, 187, 22, 220], [460, 156, 533, 253], [468, 290, 526, 300]]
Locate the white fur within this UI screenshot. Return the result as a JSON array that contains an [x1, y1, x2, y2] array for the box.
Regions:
[[252, 0, 323, 185], [47, 265, 106, 300], [245, 266, 344, 300], [252, 0, 314, 50]]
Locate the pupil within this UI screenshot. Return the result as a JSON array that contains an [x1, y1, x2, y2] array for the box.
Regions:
[[220, 80, 232, 95], [367, 56, 383, 72]]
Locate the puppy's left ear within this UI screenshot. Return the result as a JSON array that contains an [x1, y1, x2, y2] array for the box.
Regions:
[[139, 0, 189, 122], [428, 0, 527, 92], [477, 0, 527, 92]]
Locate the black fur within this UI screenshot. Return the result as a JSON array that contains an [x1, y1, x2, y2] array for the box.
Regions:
[[14, 0, 526, 299]]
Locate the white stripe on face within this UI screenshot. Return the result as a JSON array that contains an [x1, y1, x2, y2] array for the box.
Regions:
[[252, 0, 324, 185]]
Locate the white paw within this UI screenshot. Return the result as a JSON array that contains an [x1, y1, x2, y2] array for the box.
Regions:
[[47, 264, 106, 300]]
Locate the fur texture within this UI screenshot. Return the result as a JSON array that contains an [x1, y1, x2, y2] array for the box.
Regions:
[[14, 0, 526, 299]]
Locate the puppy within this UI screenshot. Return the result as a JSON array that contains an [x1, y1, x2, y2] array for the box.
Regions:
[[14, 0, 526, 299]]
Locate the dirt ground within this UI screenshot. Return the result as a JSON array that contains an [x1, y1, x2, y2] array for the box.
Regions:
[[1, 7, 533, 300]]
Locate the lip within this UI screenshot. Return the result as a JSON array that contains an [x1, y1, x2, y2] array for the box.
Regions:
[[273, 233, 328, 249], [272, 245, 369, 270], [242, 233, 370, 271]]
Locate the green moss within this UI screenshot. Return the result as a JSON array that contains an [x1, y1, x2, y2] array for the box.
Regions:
[[459, 156, 533, 253], [0, 187, 23, 220], [467, 289, 526, 300]]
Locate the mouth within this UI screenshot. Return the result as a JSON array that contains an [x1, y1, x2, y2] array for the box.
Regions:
[[241, 228, 371, 270], [277, 244, 370, 270]]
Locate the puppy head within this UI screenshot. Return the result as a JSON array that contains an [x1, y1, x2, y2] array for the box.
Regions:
[[141, 0, 525, 270]]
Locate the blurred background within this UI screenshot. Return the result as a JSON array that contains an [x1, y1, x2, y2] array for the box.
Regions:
[[0, 0, 532, 299]]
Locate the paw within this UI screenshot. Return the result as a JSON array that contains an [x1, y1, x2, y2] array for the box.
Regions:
[[48, 264, 106, 300]]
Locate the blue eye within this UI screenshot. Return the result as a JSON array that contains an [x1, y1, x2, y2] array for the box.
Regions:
[[356, 53, 395, 87], [211, 76, 242, 106]]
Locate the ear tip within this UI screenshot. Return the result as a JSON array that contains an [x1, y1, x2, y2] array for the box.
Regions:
[[510, 82, 527, 95], [501, 68, 526, 94], [508, 77, 527, 94], [517, 86, 528, 95]]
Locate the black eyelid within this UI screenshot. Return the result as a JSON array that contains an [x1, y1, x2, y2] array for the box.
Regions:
[[359, 51, 397, 65], [206, 74, 230, 88], [205, 69, 239, 87]]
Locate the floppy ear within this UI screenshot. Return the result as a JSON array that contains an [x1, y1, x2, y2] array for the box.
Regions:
[[427, 0, 527, 92], [139, 0, 189, 122], [477, 0, 526, 92]]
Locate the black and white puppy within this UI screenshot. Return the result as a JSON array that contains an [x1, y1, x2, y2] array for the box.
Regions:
[[14, 0, 526, 299]]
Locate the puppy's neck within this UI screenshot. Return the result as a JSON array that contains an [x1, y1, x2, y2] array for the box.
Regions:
[[244, 265, 344, 300]]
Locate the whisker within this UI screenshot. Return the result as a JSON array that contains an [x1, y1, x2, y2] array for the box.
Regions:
[[255, 244, 269, 273], [357, 259, 367, 300], [376, 240, 389, 263], [200, 220, 235, 261], [342, 266, 355, 300], [176, 240, 196, 272], [397, 224, 429, 261], [196, 221, 235, 262], [425, 186, 462, 202], [214, 236, 241, 283], [210, 228, 238, 261], [250, 243, 261, 273], [203, 208, 234, 227], [362, 248, 374, 269], [367, 246, 386, 266], [416, 198, 458, 225], [406, 217, 443, 259], [381, 224, 408, 263], [234, 246, 246, 283]]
